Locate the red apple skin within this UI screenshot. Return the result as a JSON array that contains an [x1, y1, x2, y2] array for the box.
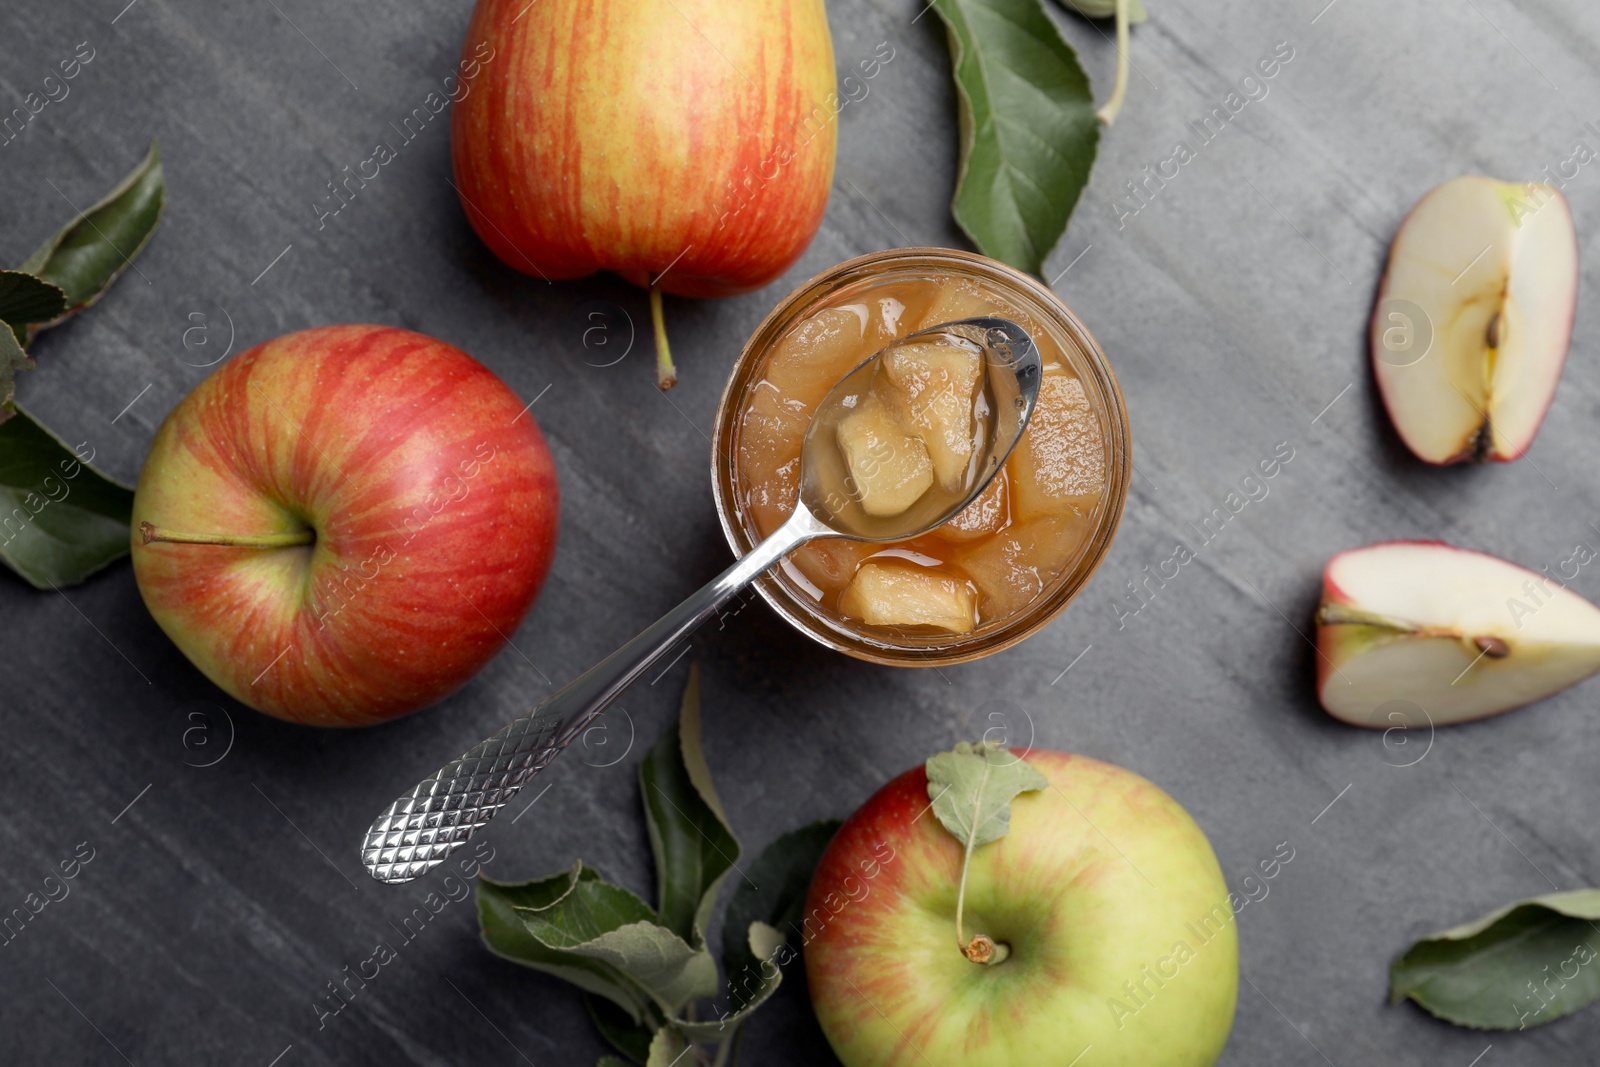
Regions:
[[131, 325, 559, 727], [805, 750, 1237, 1067], [450, 0, 836, 298]]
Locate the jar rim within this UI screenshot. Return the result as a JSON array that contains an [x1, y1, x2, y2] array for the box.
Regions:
[[710, 247, 1131, 666]]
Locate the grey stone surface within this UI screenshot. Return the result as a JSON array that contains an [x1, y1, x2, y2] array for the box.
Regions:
[[3, 0, 1599, 1063]]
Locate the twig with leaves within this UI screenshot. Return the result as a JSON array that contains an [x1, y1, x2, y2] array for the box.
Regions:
[[0, 141, 164, 588], [477, 666, 840, 1067]]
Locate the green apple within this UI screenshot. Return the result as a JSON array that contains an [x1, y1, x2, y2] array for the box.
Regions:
[[804, 749, 1237, 1066]]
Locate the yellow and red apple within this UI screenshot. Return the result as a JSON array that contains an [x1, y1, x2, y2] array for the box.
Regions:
[[131, 325, 559, 727], [450, 0, 837, 386], [804, 750, 1238, 1067]]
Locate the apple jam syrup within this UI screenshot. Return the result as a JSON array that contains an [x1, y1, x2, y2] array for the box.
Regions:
[[735, 276, 1108, 636]]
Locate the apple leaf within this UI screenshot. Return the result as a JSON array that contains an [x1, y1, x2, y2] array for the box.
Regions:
[[0, 271, 68, 347], [0, 408, 135, 589], [672, 920, 788, 1045], [926, 740, 1048, 850], [20, 140, 164, 335], [646, 1028, 689, 1067], [720, 819, 840, 988], [640, 664, 740, 948], [512, 875, 720, 1016], [1390, 889, 1600, 1030], [0, 326, 34, 420], [598, 1059, 634, 1067], [586, 995, 655, 1065], [479, 863, 662, 1025], [931, 0, 1100, 276]]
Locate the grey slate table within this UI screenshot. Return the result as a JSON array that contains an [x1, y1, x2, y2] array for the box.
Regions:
[[4, 0, 1600, 1063]]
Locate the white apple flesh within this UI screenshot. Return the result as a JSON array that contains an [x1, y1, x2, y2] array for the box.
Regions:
[[1371, 175, 1577, 464], [1316, 542, 1600, 726]]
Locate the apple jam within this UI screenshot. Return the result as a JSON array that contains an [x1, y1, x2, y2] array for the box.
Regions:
[[735, 273, 1110, 637]]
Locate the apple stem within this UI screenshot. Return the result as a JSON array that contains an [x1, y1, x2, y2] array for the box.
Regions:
[[650, 280, 677, 391], [962, 933, 1011, 965], [1095, 0, 1132, 126], [139, 521, 314, 549], [952, 815, 1010, 966]]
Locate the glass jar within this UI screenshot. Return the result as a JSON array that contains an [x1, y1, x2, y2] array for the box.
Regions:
[[711, 248, 1130, 666]]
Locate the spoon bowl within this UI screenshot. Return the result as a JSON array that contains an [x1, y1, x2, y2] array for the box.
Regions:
[[796, 317, 1042, 541]]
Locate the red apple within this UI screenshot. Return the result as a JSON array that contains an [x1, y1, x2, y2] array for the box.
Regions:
[[450, 0, 837, 386], [131, 325, 559, 727], [804, 750, 1237, 1067]]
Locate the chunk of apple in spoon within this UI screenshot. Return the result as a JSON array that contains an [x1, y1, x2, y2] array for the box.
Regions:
[[1315, 542, 1600, 726], [836, 392, 935, 517], [1371, 175, 1577, 464], [881, 341, 983, 492]]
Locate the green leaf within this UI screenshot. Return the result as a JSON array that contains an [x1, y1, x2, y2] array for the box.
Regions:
[[646, 1028, 689, 1067], [640, 664, 741, 948], [513, 874, 719, 1015], [1390, 889, 1600, 1030], [586, 995, 655, 1065], [687, 818, 841, 1048], [720, 820, 840, 987], [0, 143, 161, 589], [515, 875, 660, 945], [0, 407, 135, 589], [1054, 0, 1148, 22], [673, 920, 787, 1045], [0, 326, 34, 419], [478, 864, 658, 1025], [0, 271, 68, 346], [926, 740, 1048, 849], [932, 0, 1100, 276], [20, 140, 164, 332], [598, 1058, 635, 1067]]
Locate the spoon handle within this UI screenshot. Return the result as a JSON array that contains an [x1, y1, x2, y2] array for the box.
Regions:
[[360, 509, 824, 884]]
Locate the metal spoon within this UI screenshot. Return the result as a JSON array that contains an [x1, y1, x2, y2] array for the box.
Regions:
[[360, 317, 1042, 883]]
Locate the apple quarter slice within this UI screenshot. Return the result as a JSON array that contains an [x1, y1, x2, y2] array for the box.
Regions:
[[1371, 176, 1577, 464], [1316, 542, 1600, 726]]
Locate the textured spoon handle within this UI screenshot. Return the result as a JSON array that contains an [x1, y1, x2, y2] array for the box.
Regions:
[[360, 703, 577, 884], [360, 509, 820, 884]]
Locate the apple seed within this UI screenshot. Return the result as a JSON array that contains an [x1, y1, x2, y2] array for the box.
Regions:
[[1474, 635, 1511, 658]]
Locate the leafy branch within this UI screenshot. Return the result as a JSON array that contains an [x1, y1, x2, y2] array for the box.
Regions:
[[478, 666, 840, 1066], [1, 141, 164, 588]]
